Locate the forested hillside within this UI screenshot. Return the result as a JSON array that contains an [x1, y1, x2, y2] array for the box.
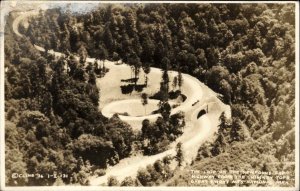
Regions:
[[5, 3, 295, 187], [5, 13, 135, 186]]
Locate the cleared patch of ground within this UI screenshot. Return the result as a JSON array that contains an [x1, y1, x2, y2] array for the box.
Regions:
[[98, 60, 205, 129], [103, 99, 159, 117]]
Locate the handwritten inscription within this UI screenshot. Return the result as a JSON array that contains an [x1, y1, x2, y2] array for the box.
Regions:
[[189, 169, 294, 186], [12, 173, 68, 179]]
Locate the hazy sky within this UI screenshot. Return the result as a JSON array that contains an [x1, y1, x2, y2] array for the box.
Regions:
[[1, 1, 100, 15], [47, 3, 100, 14], [0, 1, 100, 33]]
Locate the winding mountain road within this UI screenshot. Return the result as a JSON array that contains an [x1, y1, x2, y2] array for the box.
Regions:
[[13, 10, 231, 186]]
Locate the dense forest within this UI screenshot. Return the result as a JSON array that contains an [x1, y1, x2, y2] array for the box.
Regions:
[[5, 3, 295, 186]]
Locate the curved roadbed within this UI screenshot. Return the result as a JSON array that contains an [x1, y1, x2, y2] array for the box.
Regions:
[[13, 10, 231, 186]]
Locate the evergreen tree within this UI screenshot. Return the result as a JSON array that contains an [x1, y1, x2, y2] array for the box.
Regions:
[[178, 70, 183, 91], [141, 93, 148, 115], [172, 76, 178, 90], [175, 142, 184, 166]]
